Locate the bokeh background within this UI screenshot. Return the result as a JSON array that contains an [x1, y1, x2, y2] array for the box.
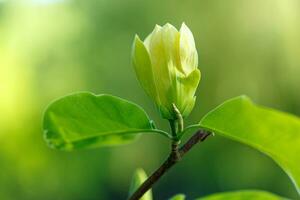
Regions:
[[0, 0, 300, 199]]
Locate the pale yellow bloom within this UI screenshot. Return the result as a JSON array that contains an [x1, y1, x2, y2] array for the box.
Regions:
[[132, 23, 201, 119]]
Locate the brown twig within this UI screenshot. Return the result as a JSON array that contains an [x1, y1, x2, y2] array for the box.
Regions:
[[179, 130, 211, 157], [128, 129, 211, 200]]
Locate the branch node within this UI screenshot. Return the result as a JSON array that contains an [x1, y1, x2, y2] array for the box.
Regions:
[[170, 141, 181, 162]]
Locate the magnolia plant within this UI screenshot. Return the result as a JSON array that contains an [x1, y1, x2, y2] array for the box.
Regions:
[[43, 23, 300, 200]]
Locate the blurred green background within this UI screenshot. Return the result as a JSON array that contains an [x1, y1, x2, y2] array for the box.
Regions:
[[0, 0, 299, 199]]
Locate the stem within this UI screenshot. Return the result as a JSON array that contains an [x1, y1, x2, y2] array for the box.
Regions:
[[128, 130, 211, 200], [172, 104, 184, 133], [169, 120, 177, 137], [179, 130, 211, 157]]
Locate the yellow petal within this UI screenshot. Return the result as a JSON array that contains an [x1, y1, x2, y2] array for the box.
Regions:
[[175, 68, 201, 117], [146, 24, 176, 113], [161, 23, 181, 73], [132, 35, 159, 104], [179, 22, 198, 75]]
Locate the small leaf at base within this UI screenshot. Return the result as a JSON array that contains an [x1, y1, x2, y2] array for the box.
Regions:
[[169, 194, 186, 200], [129, 168, 153, 200]]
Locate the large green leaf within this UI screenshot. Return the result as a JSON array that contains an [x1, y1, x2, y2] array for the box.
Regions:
[[196, 190, 288, 200], [43, 92, 169, 150], [198, 96, 300, 196]]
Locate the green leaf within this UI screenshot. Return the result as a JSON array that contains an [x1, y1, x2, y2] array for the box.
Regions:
[[169, 194, 186, 200], [196, 190, 288, 200], [129, 168, 153, 200], [43, 92, 170, 150], [198, 96, 300, 196]]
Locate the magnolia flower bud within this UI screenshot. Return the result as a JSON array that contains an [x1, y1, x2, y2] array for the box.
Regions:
[[132, 23, 201, 120]]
